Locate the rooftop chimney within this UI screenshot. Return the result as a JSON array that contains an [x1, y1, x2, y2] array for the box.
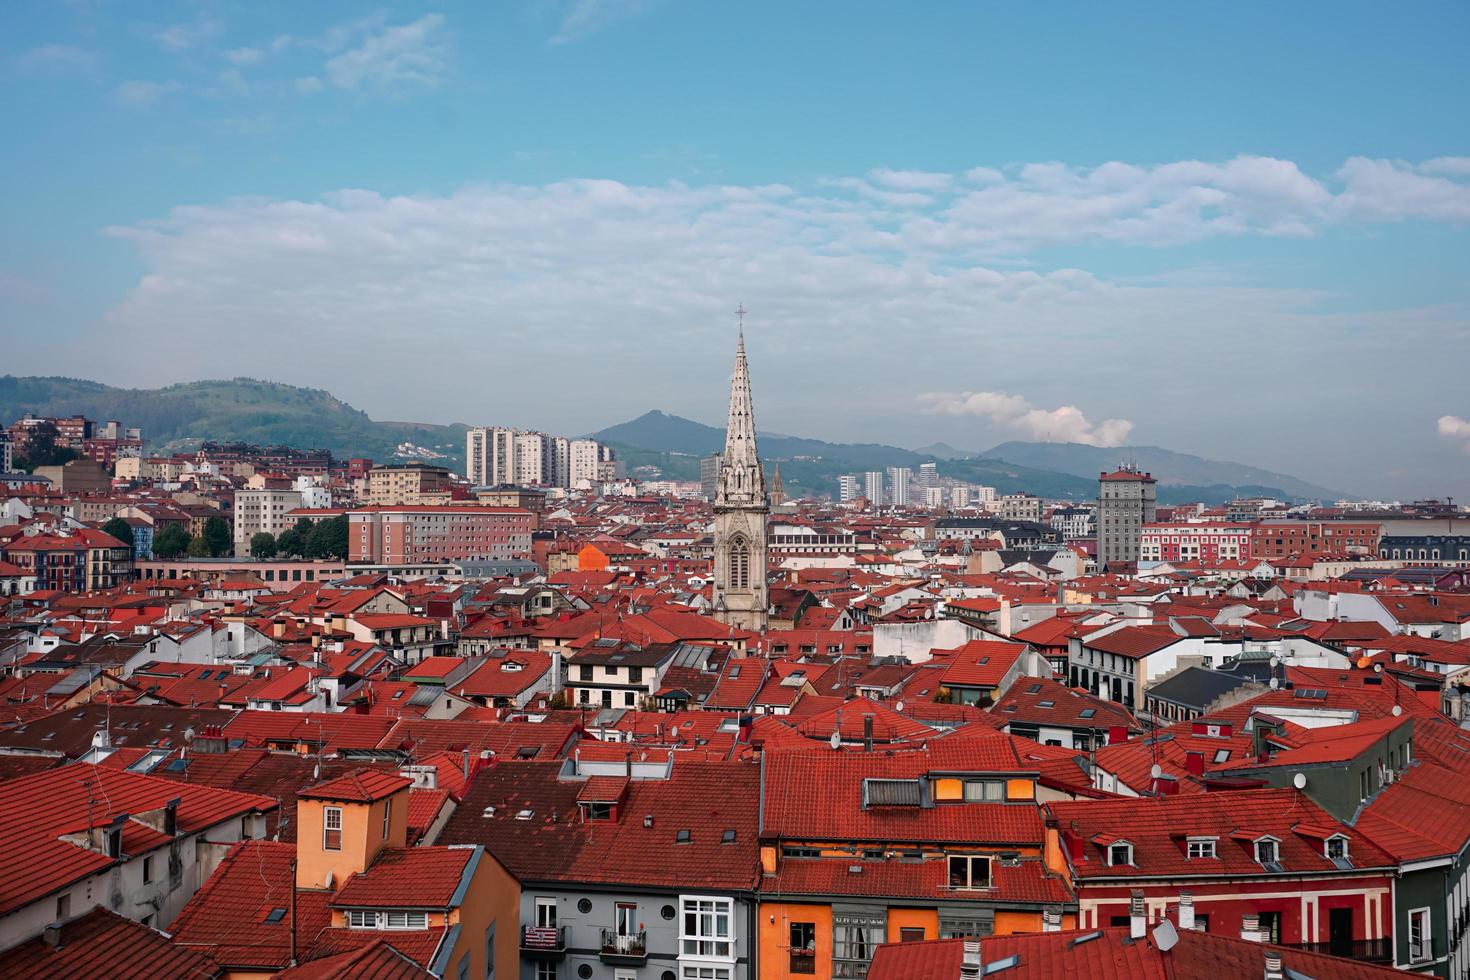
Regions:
[[959, 940, 982, 978], [1185, 751, 1204, 776], [1241, 913, 1261, 943], [1130, 890, 1147, 940], [43, 922, 63, 949], [1042, 905, 1062, 933], [1177, 891, 1195, 931], [1263, 951, 1284, 980]]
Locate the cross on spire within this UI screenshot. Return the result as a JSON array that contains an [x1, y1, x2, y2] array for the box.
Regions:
[[735, 302, 746, 341]]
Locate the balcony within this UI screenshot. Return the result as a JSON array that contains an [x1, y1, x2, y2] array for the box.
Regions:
[[600, 928, 648, 965], [790, 948, 817, 974], [520, 925, 566, 960], [1286, 937, 1392, 963]]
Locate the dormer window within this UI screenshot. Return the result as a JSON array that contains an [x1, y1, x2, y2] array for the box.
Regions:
[[1254, 838, 1278, 864], [1186, 838, 1216, 859], [1325, 835, 1349, 861], [1107, 842, 1133, 867]]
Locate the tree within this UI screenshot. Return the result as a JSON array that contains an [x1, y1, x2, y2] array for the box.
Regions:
[[186, 535, 212, 557], [276, 525, 306, 559], [249, 532, 278, 559], [201, 516, 232, 557], [100, 517, 135, 556], [153, 523, 191, 560], [306, 515, 348, 560], [15, 420, 78, 471]]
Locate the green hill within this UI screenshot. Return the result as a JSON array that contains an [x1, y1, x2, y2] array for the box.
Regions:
[[0, 376, 467, 467]]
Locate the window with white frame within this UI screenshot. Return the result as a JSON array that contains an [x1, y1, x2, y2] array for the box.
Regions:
[[832, 909, 886, 978], [1408, 907, 1430, 961], [1254, 838, 1278, 864], [323, 806, 342, 850], [347, 909, 429, 929], [682, 967, 732, 980], [1186, 838, 1216, 859], [1325, 835, 1349, 861], [681, 897, 732, 959], [946, 854, 991, 890], [1107, 842, 1133, 866]]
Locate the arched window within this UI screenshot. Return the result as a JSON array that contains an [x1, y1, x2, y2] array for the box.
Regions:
[[728, 534, 750, 591]]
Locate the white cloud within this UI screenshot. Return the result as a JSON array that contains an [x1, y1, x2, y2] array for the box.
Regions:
[[918, 391, 1134, 447], [1440, 415, 1470, 454], [552, 0, 655, 44], [155, 16, 224, 51], [324, 13, 448, 91], [113, 79, 179, 107], [11, 44, 97, 74], [1334, 157, 1470, 223], [224, 47, 263, 67], [868, 169, 952, 192], [71, 154, 1468, 454]]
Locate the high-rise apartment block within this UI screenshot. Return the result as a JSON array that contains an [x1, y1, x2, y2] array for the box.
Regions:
[[863, 471, 885, 508], [838, 474, 861, 503], [466, 426, 611, 489], [887, 467, 912, 507], [1098, 466, 1158, 568]]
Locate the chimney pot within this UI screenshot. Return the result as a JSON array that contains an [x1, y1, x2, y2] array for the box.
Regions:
[[1263, 950, 1284, 979], [1129, 890, 1147, 940], [1241, 913, 1261, 942], [44, 922, 63, 948], [1177, 891, 1195, 931]]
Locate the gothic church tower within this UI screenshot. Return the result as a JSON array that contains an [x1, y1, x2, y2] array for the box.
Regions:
[[712, 311, 769, 632]]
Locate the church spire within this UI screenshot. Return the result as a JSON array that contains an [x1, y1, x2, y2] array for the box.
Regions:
[[718, 304, 764, 505]]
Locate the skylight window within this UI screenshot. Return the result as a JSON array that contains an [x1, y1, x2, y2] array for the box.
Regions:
[[1078, 708, 1096, 719], [676, 829, 692, 843]]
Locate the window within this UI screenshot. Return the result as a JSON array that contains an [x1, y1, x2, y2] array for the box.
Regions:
[[1254, 839, 1278, 864], [682, 968, 731, 980], [535, 897, 558, 929], [324, 806, 342, 850], [1108, 843, 1133, 866], [143, 855, 154, 883], [962, 780, 1005, 802], [1257, 911, 1282, 945], [1409, 907, 1431, 962], [899, 927, 926, 942], [790, 921, 816, 973], [947, 854, 991, 890], [383, 801, 392, 840], [348, 910, 379, 928], [1213, 749, 1231, 763], [1325, 836, 1348, 861], [938, 911, 994, 939], [1186, 838, 1216, 859], [832, 909, 885, 978], [485, 921, 496, 980], [728, 536, 751, 591], [681, 897, 732, 958], [56, 894, 70, 920], [536, 963, 558, 980]]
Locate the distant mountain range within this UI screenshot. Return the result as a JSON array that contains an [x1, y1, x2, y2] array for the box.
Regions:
[[0, 376, 468, 466], [594, 410, 1349, 503], [0, 378, 1347, 503]]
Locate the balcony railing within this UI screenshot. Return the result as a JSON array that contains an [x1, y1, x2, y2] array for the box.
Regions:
[[790, 948, 817, 974], [600, 928, 648, 964], [520, 925, 566, 959], [1285, 937, 1391, 963]]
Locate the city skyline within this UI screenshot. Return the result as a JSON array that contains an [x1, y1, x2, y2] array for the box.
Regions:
[[2, 1, 1468, 499]]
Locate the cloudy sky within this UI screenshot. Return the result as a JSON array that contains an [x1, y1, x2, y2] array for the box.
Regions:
[[2, 1, 1468, 498]]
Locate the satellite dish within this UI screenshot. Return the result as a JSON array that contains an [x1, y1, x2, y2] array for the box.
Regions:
[[830, 731, 841, 750], [1292, 772, 1307, 790], [1152, 918, 1179, 952], [895, 700, 905, 712], [1392, 705, 1403, 717], [1269, 678, 1279, 690], [1150, 764, 1162, 780]]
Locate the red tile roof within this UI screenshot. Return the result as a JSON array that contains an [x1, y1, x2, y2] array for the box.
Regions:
[[332, 846, 477, 909], [0, 764, 278, 917], [0, 906, 222, 979], [277, 940, 433, 979], [300, 770, 413, 803]]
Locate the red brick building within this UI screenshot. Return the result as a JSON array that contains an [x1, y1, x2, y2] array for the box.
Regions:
[[1251, 520, 1381, 559], [348, 505, 533, 564]]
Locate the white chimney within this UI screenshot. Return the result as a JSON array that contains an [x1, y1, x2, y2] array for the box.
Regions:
[[1177, 891, 1195, 931], [960, 940, 982, 978], [1043, 906, 1062, 933], [1263, 951, 1284, 980], [1130, 890, 1147, 940], [1241, 913, 1261, 943]]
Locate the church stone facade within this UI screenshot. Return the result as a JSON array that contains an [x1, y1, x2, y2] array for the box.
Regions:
[[712, 329, 769, 632]]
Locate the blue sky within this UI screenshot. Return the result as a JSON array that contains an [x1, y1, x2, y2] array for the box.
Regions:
[[3, 1, 1469, 498]]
